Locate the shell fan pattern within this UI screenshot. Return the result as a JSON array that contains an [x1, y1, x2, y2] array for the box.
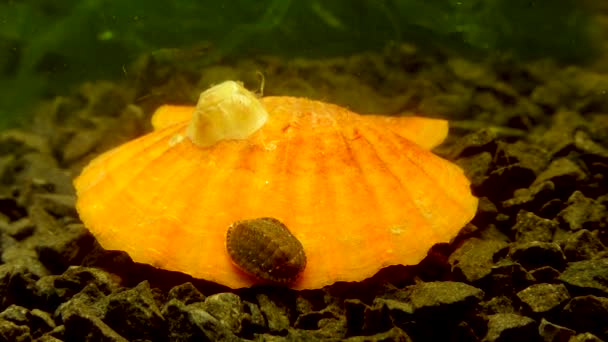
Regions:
[[74, 81, 479, 290]]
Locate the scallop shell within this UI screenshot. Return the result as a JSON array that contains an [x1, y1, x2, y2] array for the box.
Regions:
[[74, 81, 478, 290]]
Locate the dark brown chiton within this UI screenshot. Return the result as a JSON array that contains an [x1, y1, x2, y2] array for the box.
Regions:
[[226, 217, 306, 284]]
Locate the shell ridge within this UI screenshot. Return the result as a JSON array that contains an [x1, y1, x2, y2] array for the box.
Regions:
[[76, 127, 192, 213], [357, 123, 427, 220], [375, 128, 476, 243], [385, 130, 476, 219], [75, 123, 186, 193], [331, 118, 400, 279], [351, 121, 435, 263]]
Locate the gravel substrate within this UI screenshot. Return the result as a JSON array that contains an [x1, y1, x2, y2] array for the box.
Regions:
[[0, 44, 607, 341]]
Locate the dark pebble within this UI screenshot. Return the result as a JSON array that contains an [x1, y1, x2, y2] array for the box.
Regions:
[[162, 299, 241, 342], [501, 180, 556, 215], [516, 283, 570, 313], [342, 326, 412, 342], [449, 238, 509, 282], [562, 229, 607, 261], [483, 313, 537, 342], [482, 261, 535, 296], [31, 194, 77, 219], [508, 241, 566, 271], [166, 282, 206, 305], [55, 283, 106, 323], [446, 128, 498, 160], [480, 296, 516, 315], [2, 218, 35, 240], [401, 281, 484, 318], [256, 293, 290, 334], [29, 308, 55, 338], [201, 292, 244, 333], [511, 210, 558, 243], [482, 162, 538, 202], [35, 223, 96, 274], [456, 151, 493, 189], [494, 140, 550, 177], [103, 281, 165, 341], [570, 332, 605, 342], [0, 265, 38, 310], [343, 298, 391, 337], [533, 158, 587, 193], [0, 305, 29, 326], [558, 191, 607, 231], [529, 266, 561, 283], [562, 295, 608, 339], [538, 318, 576, 342], [242, 300, 266, 336], [559, 258, 608, 295], [63, 308, 128, 342], [0, 318, 31, 342]]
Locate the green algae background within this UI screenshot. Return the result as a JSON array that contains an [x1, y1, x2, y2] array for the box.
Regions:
[[0, 0, 599, 129]]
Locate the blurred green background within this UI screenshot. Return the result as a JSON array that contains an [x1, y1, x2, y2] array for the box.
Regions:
[[0, 0, 600, 129]]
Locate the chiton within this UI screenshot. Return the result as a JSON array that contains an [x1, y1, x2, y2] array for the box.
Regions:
[[226, 217, 306, 284]]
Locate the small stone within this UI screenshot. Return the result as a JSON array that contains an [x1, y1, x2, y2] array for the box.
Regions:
[[166, 282, 205, 305], [449, 238, 509, 282], [30, 309, 55, 338], [502, 181, 556, 214], [482, 163, 537, 201], [0, 318, 31, 342], [558, 191, 607, 231], [294, 304, 341, 331], [35, 223, 96, 274], [511, 210, 558, 243], [55, 283, 106, 323], [538, 318, 575, 342], [375, 297, 414, 327], [516, 283, 570, 313], [63, 308, 128, 342], [62, 128, 105, 163], [529, 266, 561, 283], [3, 218, 35, 240], [562, 295, 608, 339], [343, 298, 391, 337], [242, 301, 266, 335], [562, 229, 607, 261], [457, 152, 493, 189], [201, 292, 244, 333], [560, 258, 608, 295], [103, 281, 165, 341], [569, 332, 605, 342], [0, 264, 38, 309], [483, 313, 537, 342], [494, 140, 550, 178], [0, 197, 26, 222], [483, 261, 535, 296], [480, 296, 515, 315], [180, 301, 241, 342], [342, 326, 412, 342], [0, 305, 30, 325], [473, 197, 498, 227], [405, 281, 484, 316], [31, 193, 77, 218], [447, 128, 498, 160], [508, 241, 566, 271], [256, 293, 290, 334], [533, 158, 587, 192]]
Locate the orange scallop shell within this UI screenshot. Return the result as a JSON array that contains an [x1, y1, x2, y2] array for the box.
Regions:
[[74, 95, 478, 290]]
